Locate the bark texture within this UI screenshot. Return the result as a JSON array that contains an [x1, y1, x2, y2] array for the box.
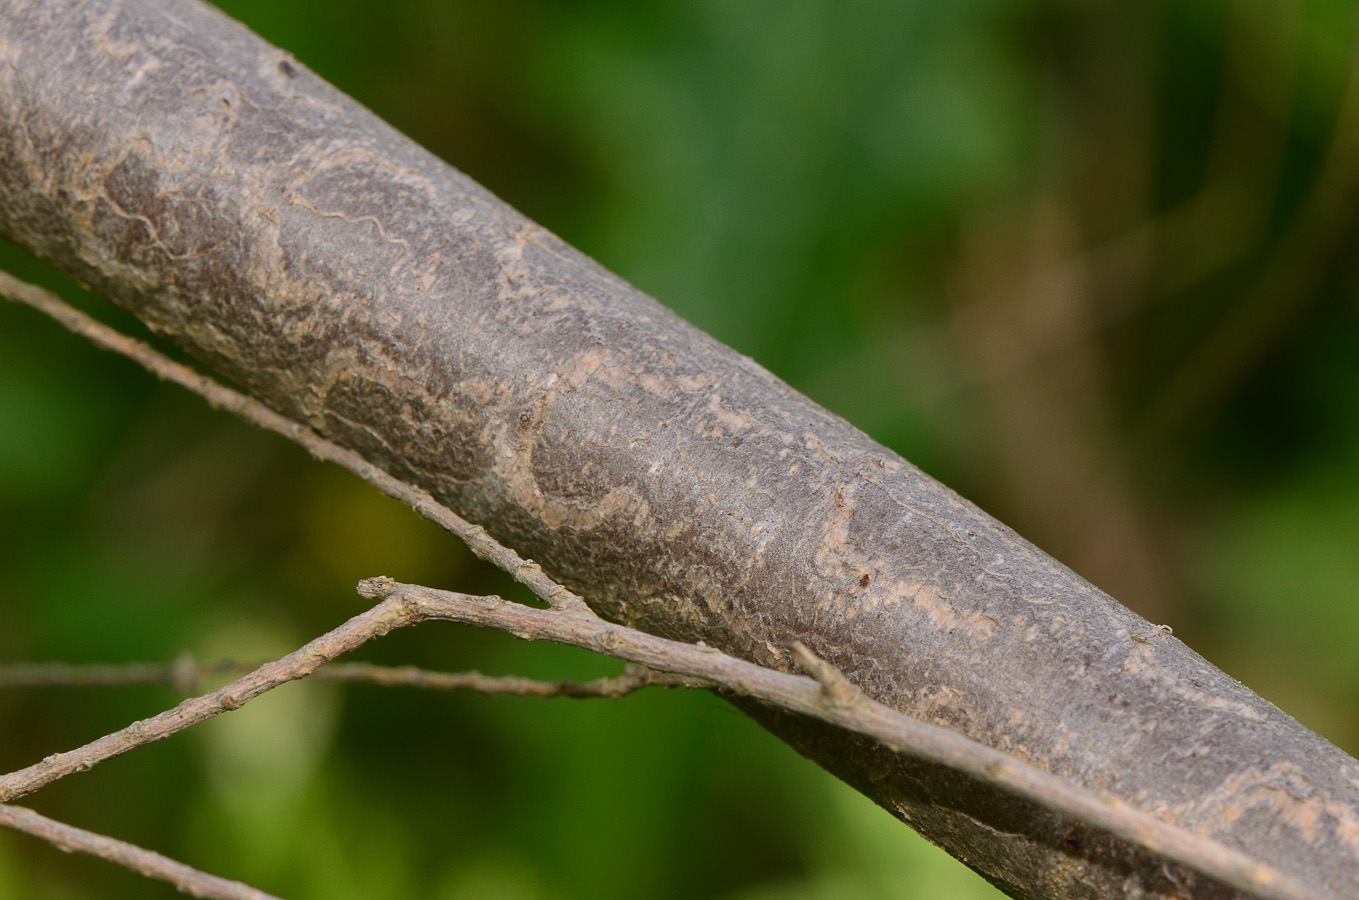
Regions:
[[2, 2, 1357, 897]]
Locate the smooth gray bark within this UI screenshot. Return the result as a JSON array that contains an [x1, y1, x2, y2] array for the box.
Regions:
[[1, 2, 1356, 897]]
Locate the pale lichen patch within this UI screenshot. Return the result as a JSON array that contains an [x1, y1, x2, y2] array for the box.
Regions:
[[1183, 762, 1359, 852]]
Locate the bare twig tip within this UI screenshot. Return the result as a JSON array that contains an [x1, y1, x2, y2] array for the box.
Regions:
[[356, 576, 397, 600], [790, 641, 863, 710]]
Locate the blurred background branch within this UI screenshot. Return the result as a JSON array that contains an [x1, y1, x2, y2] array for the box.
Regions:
[[0, 659, 695, 699]]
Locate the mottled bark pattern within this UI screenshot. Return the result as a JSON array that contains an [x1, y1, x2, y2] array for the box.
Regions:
[[2, 2, 1357, 897]]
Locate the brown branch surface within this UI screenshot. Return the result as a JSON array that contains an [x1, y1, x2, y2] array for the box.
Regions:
[[0, 274, 1327, 900], [0, 556, 1325, 900], [0, 267, 591, 617], [0, 804, 282, 900], [3, 3, 1359, 898], [373, 579, 1327, 900]]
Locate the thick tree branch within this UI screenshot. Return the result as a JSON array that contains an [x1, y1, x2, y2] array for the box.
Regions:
[[0, 272, 1326, 899], [2, 2, 1358, 898], [367, 579, 1327, 900]]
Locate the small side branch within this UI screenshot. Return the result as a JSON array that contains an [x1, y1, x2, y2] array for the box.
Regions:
[[0, 804, 282, 900], [0, 659, 240, 692], [372, 578, 1328, 900], [318, 661, 700, 697], [0, 595, 418, 803], [0, 659, 697, 698], [0, 269, 591, 614]]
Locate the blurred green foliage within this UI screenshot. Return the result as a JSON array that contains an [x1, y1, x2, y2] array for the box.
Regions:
[[3, 1, 1359, 897]]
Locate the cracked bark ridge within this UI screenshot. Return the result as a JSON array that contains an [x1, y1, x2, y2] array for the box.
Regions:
[[1, 2, 1357, 897]]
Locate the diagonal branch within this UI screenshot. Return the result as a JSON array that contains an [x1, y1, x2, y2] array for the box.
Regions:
[[0, 269, 589, 619], [3, 5, 1359, 895], [0, 271, 1335, 900], [0, 594, 416, 803], [0, 268, 587, 615], [370, 579, 1328, 900], [0, 803, 282, 900]]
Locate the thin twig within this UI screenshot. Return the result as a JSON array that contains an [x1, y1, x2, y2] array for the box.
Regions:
[[0, 269, 589, 615], [0, 596, 700, 804], [0, 803, 282, 900], [0, 596, 418, 803], [317, 661, 700, 696], [369, 577, 1329, 900], [0, 658, 697, 697], [0, 659, 241, 692], [0, 270, 1334, 900]]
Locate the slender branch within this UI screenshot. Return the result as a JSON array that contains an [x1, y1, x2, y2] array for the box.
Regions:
[[0, 658, 239, 693], [0, 587, 697, 805], [0, 269, 589, 615], [373, 577, 1329, 900], [316, 661, 701, 696], [0, 595, 418, 803], [7, 8, 1359, 894], [0, 803, 282, 900], [0, 267, 1334, 900], [0, 658, 701, 697]]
